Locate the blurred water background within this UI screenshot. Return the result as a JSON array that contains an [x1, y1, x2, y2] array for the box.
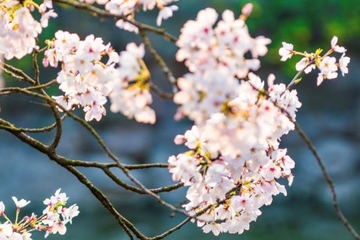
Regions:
[[1, 0, 360, 239]]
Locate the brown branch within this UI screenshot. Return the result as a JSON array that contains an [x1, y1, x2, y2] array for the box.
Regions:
[[32, 49, 40, 84], [0, 115, 65, 133], [150, 82, 174, 100], [0, 118, 191, 239], [59, 159, 168, 169], [42, 158, 182, 193], [281, 64, 360, 239], [0, 85, 54, 99], [52, 0, 177, 42], [148, 217, 191, 240], [3, 64, 35, 84], [0, 119, 149, 239], [101, 167, 184, 194], [59, 164, 137, 239], [140, 30, 177, 94], [295, 122, 360, 240], [123, 163, 168, 170], [61, 108, 189, 216]]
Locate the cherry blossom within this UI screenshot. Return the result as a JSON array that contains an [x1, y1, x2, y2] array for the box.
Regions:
[[44, 32, 155, 123], [79, 0, 180, 32], [331, 36, 346, 53], [170, 9, 349, 234], [174, 69, 240, 125], [12, 197, 30, 209], [0, 0, 353, 237], [279, 42, 294, 61], [316, 56, 338, 86], [0, 189, 79, 240], [109, 43, 156, 124], [176, 8, 270, 78], [339, 53, 350, 76], [44, 31, 118, 121], [0, 223, 14, 239], [281, 36, 350, 86], [156, 5, 178, 26], [295, 57, 316, 74], [170, 6, 305, 233], [41, 189, 79, 238], [0, 0, 57, 60], [169, 72, 301, 235]]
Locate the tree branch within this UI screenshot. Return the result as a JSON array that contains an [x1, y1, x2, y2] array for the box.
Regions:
[[295, 122, 360, 240]]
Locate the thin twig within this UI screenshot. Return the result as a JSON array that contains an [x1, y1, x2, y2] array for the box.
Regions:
[[43, 158, 183, 193], [59, 160, 168, 169], [32, 50, 40, 85], [0, 115, 65, 133], [295, 122, 360, 240], [148, 217, 192, 240], [3, 64, 35, 84], [59, 164, 138, 240], [140, 30, 177, 93], [0, 87, 50, 99], [123, 162, 168, 170], [150, 82, 174, 100], [284, 60, 315, 92]]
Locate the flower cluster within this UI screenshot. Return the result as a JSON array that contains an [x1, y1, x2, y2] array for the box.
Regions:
[[0, 0, 57, 60], [176, 7, 270, 79], [0, 189, 79, 239], [44, 31, 155, 123], [78, 0, 179, 32], [44, 31, 118, 121], [169, 4, 351, 235], [169, 73, 301, 235], [279, 36, 350, 86], [108, 43, 156, 124], [169, 5, 303, 235], [174, 7, 271, 124]]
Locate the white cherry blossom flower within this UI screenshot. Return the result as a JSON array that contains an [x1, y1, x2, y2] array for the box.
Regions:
[[331, 36, 346, 53], [156, 5, 178, 26], [316, 56, 338, 86], [0, 222, 13, 238], [279, 42, 294, 61], [115, 19, 139, 34], [295, 57, 316, 73], [339, 53, 350, 76], [12, 197, 30, 208]]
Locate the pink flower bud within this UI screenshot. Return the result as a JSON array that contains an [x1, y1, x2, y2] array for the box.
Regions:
[[241, 3, 253, 17], [174, 134, 186, 145]]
